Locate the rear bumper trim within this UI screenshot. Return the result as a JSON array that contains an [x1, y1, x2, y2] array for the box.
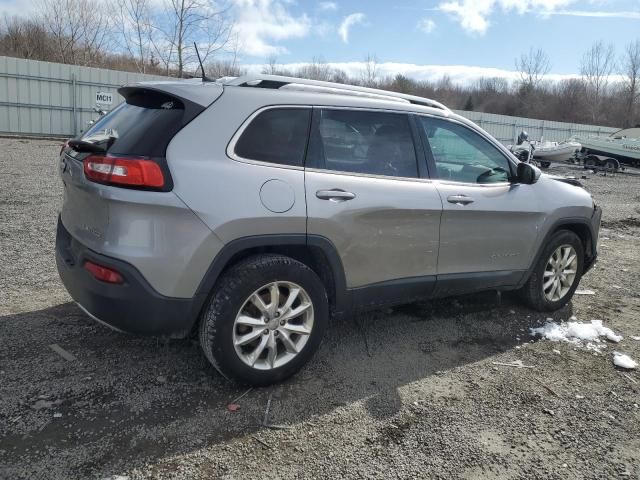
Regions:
[[56, 217, 199, 337], [75, 302, 126, 333]]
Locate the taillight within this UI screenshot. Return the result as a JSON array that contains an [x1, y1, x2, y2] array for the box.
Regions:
[[83, 155, 165, 189], [84, 261, 124, 284]]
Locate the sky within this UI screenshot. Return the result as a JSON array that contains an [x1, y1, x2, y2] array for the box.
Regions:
[[1, 0, 639, 84]]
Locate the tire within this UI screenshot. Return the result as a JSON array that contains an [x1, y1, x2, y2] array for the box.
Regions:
[[199, 254, 328, 386], [519, 230, 584, 312], [604, 158, 618, 171], [583, 156, 597, 169]]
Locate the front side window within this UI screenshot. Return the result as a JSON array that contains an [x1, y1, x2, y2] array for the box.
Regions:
[[234, 108, 311, 167], [308, 109, 418, 178], [419, 116, 512, 184]]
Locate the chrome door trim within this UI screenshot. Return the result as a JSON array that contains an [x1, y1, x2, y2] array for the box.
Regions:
[[304, 167, 435, 183]]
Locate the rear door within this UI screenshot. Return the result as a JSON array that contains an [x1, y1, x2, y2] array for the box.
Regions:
[[305, 107, 442, 297], [416, 115, 544, 292]]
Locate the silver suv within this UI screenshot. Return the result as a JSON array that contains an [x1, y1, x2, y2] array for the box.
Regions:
[[56, 75, 602, 385]]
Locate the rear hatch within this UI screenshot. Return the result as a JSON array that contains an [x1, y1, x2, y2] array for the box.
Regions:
[[59, 86, 209, 250]]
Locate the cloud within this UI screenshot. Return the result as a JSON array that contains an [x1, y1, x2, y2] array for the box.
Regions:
[[542, 9, 640, 18], [318, 1, 338, 11], [233, 0, 311, 57], [338, 12, 365, 43], [417, 17, 437, 34], [438, 0, 577, 34]]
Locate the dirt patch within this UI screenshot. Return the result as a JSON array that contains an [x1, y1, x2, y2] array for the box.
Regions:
[[1, 143, 639, 479], [601, 217, 640, 230]]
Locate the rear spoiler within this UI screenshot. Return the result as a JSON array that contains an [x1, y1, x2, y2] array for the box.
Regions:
[[119, 80, 223, 108]]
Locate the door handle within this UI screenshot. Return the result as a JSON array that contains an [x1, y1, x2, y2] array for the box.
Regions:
[[447, 194, 474, 206], [316, 189, 356, 201]]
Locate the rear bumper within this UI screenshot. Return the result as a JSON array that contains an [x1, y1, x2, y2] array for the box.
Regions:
[[55, 218, 199, 337], [583, 205, 602, 274]]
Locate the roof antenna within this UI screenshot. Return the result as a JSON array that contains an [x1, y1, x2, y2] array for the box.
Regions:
[[193, 42, 212, 82]]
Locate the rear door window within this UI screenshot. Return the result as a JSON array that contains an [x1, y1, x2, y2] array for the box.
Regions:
[[81, 89, 193, 157], [307, 109, 418, 178], [234, 108, 311, 167]]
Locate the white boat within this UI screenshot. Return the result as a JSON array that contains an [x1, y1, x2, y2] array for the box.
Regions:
[[532, 140, 582, 162], [574, 127, 640, 166]]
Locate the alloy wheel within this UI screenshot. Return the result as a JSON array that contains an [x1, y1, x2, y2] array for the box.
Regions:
[[233, 281, 314, 370], [543, 245, 578, 302]]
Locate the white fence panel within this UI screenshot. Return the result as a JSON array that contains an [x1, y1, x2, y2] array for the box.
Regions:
[[0, 56, 167, 137], [453, 110, 619, 145]]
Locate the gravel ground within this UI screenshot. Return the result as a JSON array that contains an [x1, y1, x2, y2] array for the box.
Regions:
[[1, 137, 639, 479]]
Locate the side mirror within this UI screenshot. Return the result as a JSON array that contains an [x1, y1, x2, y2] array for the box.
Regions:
[[516, 162, 541, 184]]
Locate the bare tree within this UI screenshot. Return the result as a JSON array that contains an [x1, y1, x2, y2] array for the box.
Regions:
[[359, 53, 378, 87], [580, 40, 616, 122], [390, 73, 413, 93], [0, 15, 52, 60], [40, 0, 113, 66], [620, 39, 640, 127], [262, 54, 279, 75], [206, 30, 243, 79], [117, 0, 152, 73], [151, 0, 233, 78], [515, 47, 551, 89], [551, 79, 588, 123], [296, 56, 333, 81]]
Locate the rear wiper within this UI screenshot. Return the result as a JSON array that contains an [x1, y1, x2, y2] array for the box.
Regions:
[[67, 139, 107, 154]]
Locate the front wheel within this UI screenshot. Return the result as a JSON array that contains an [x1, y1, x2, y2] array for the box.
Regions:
[[199, 254, 328, 386], [519, 230, 584, 312]]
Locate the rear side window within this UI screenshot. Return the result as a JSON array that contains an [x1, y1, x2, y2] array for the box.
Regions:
[[234, 108, 311, 167], [308, 109, 418, 178], [81, 89, 193, 157]]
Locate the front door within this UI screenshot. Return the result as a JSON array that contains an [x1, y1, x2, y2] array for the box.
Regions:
[[415, 115, 544, 293], [305, 108, 442, 295]]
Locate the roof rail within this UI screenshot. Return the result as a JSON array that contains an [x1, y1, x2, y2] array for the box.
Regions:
[[221, 74, 450, 111]]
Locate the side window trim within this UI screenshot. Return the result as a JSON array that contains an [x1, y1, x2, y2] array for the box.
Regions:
[[413, 113, 438, 180], [227, 105, 313, 170], [408, 114, 432, 179], [305, 107, 423, 180], [415, 114, 515, 184], [305, 107, 324, 170]]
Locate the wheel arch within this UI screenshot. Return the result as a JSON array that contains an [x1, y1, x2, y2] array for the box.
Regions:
[[189, 235, 348, 329], [520, 218, 595, 287]]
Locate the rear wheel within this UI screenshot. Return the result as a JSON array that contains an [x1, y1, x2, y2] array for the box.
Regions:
[[604, 158, 619, 171], [199, 254, 328, 386], [519, 230, 584, 312], [584, 156, 597, 169]]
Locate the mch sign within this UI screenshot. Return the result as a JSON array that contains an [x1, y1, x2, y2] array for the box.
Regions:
[[95, 91, 113, 106]]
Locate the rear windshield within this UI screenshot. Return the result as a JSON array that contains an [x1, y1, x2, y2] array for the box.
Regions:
[[80, 90, 187, 157]]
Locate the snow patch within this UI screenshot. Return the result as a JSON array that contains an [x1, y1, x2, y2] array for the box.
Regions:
[[574, 289, 596, 295], [613, 352, 637, 370], [530, 318, 622, 352]]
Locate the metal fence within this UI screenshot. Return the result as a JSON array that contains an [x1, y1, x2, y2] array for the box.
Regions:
[[453, 110, 619, 145], [0, 56, 167, 137], [0, 55, 621, 141]]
